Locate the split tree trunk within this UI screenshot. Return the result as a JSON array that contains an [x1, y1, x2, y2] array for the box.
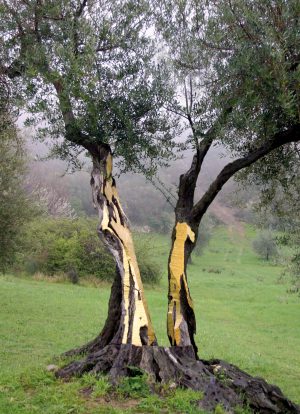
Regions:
[[65, 144, 157, 355], [57, 145, 300, 413], [167, 219, 198, 355]]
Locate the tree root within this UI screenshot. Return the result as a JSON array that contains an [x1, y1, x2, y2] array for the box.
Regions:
[[56, 345, 300, 413]]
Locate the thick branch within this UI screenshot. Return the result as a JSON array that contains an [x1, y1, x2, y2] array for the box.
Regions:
[[176, 108, 232, 217], [177, 149, 201, 216], [4, 58, 92, 152], [191, 124, 300, 222]]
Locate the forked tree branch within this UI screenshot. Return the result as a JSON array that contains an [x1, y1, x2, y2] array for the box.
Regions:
[[177, 107, 232, 209]]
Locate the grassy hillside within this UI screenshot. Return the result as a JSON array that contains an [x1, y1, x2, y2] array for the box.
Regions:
[[0, 225, 299, 413]]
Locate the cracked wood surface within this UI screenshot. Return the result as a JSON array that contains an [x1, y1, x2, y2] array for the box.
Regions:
[[91, 150, 156, 346]]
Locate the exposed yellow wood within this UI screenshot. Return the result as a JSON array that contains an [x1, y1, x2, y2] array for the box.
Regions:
[[109, 203, 155, 345], [102, 204, 110, 229], [100, 162, 156, 346], [168, 222, 195, 345], [122, 245, 130, 343], [106, 152, 113, 178]]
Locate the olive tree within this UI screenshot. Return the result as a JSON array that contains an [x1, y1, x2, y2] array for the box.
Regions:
[[0, 0, 178, 353], [155, 0, 300, 355], [2, 1, 300, 410]]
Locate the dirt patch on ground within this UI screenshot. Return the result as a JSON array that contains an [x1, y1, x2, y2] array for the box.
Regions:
[[79, 386, 140, 412]]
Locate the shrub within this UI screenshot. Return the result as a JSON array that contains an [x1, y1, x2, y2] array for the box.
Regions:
[[0, 90, 36, 271], [134, 234, 162, 285], [15, 217, 161, 284], [147, 211, 173, 234]]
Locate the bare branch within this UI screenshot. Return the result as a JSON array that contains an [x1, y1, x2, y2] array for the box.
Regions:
[[163, 105, 189, 120], [146, 176, 176, 209], [189, 76, 193, 113]]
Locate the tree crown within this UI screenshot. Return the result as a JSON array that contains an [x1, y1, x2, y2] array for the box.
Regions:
[[1, 0, 179, 172]]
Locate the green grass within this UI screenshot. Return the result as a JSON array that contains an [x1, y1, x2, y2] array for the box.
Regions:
[[0, 224, 299, 413]]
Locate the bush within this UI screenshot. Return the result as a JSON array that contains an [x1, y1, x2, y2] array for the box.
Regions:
[[15, 217, 161, 284], [133, 234, 162, 285], [147, 211, 173, 234]]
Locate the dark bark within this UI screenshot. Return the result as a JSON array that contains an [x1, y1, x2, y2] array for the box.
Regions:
[[167, 146, 202, 354], [57, 344, 300, 414]]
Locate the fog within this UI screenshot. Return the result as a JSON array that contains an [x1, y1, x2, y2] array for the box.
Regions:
[[24, 128, 244, 230]]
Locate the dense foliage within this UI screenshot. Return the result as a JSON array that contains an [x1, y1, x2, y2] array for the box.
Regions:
[[14, 218, 162, 284], [0, 0, 178, 174], [155, 0, 300, 218], [0, 78, 34, 271]]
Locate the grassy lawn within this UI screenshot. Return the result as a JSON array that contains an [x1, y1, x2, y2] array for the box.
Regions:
[[0, 225, 299, 413]]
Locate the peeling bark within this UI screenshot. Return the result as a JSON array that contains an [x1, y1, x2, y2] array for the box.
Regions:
[[59, 131, 300, 413], [167, 222, 197, 353], [91, 146, 157, 346], [166, 150, 201, 355], [64, 144, 156, 355]]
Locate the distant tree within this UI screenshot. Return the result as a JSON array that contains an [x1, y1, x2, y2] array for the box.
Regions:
[[256, 177, 300, 284], [28, 179, 77, 219], [0, 77, 33, 271], [252, 231, 278, 261]]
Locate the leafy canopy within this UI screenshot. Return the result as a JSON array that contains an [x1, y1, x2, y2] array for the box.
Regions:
[[1, 0, 179, 173], [157, 0, 300, 174]]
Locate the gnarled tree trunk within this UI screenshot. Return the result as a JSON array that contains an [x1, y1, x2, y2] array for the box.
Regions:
[[91, 145, 157, 347], [64, 144, 156, 356], [57, 144, 300, 414]]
